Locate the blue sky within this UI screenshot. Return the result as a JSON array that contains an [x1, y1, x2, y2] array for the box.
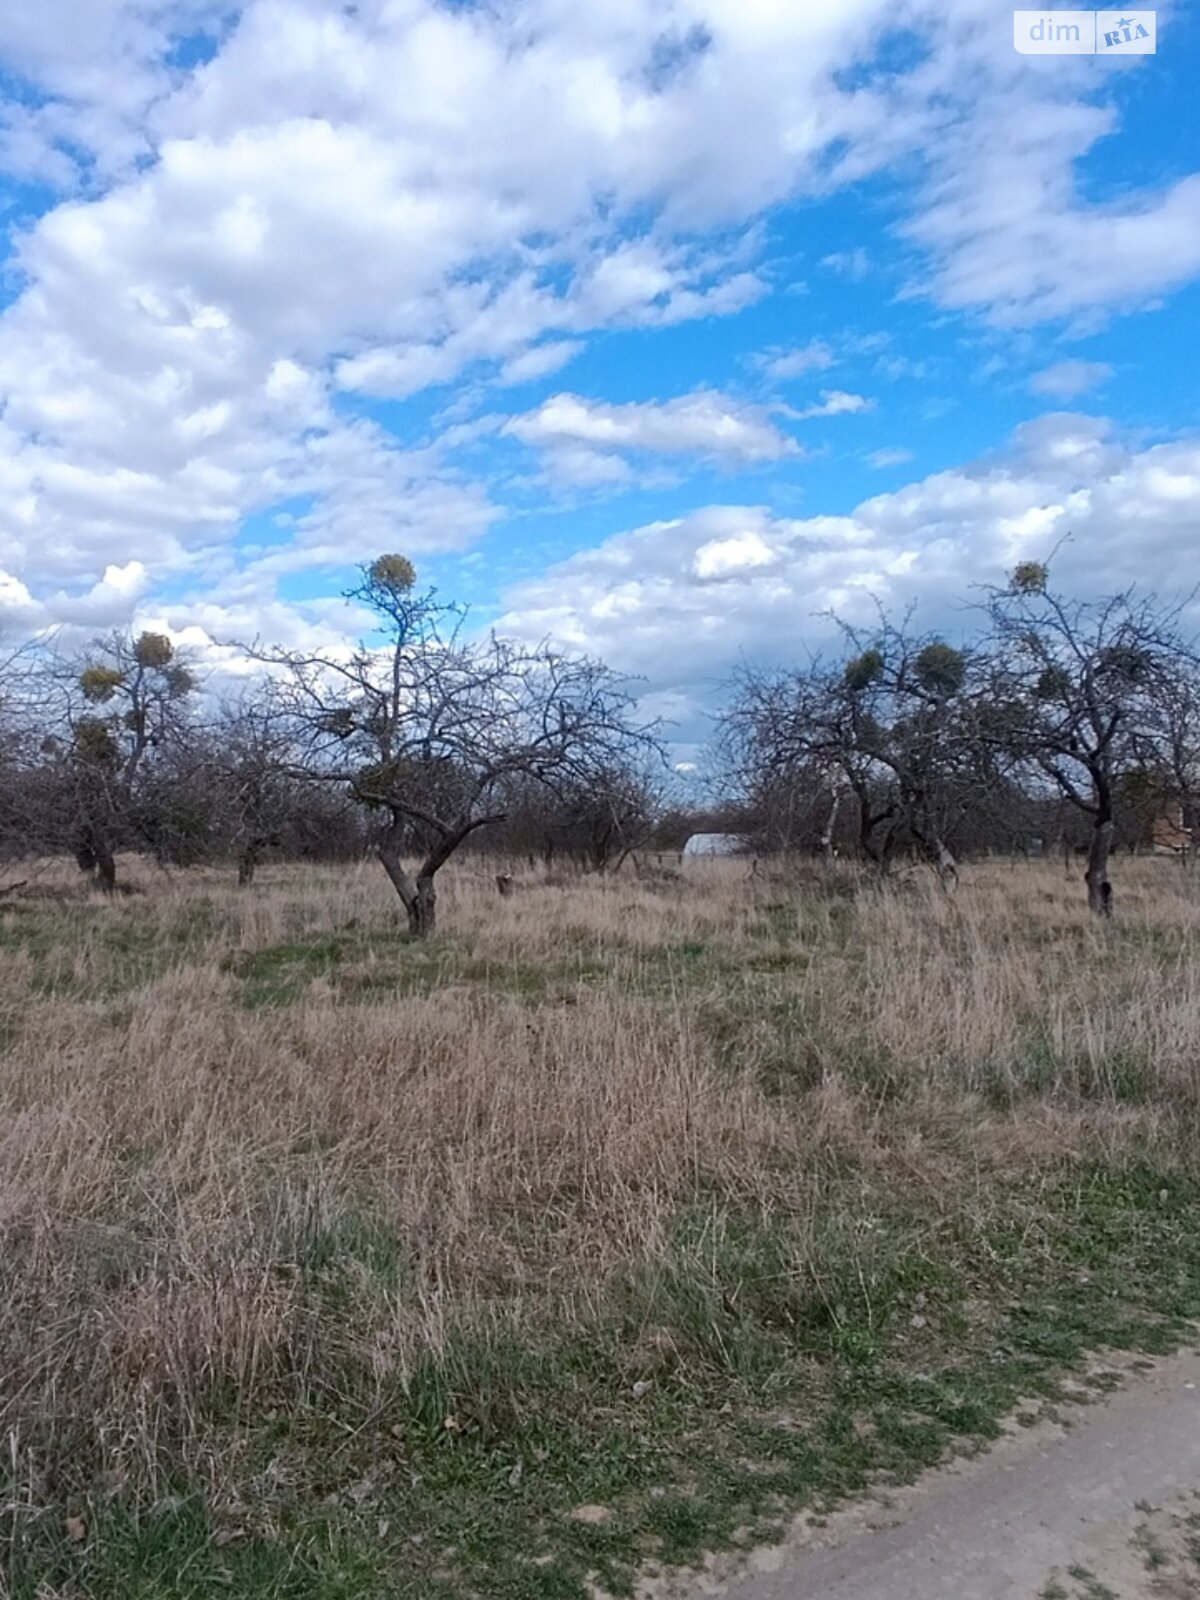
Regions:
[[0, 0, 1198, 747]]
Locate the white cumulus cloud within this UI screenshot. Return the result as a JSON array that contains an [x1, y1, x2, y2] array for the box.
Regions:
[[1028, 359, 1114, 398], [503, 390, 800, 484], [793, 390, 874, 419], [0, 0, 1195, 648], [755, 339, 836, 381], [497, 414, 1200, 720]]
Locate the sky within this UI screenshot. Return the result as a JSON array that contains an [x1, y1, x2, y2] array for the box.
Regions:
[[0, 0, 1198, 754]]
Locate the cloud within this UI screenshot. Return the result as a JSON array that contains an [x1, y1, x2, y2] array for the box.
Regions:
[[0, 570, 36, 623], [692, 529, 778, 579], [821, 248, 870, 280], [756, 339, 836, 381], [496, 414, 1200, 722], [0, 0, 1196, 649], [1028, 359, 1113, 399], [0, 558, 153, 632], [503, 390, 800, 484], [866, 446, 915, 468], [568, 240, 768, 330], [0, 0, 911, 612], [792, 390, 874, 419], [0, 1, 220, 182], [907, 94, 1200, 327], [498, 341, 585, 387]]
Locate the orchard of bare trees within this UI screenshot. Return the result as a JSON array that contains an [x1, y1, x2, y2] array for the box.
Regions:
[[0, 557, 665, 933], [721, 562, 1199, 913], [1, 557, 1197, 924]]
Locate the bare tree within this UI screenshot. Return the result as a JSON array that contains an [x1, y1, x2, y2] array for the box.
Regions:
[[500, 759, 664, 872], [722, 613, 979, 886], [722, 666, 898, 866], [0, 635, 48, 886], [255, 556, 659, 935], [204, 688, 309, 885], [30, 631, 197, 891], [833, 619, 976, 888], [983, 562, 1196, 915], [1137, 658, 1200, 867], [817, 762, 847, 862]]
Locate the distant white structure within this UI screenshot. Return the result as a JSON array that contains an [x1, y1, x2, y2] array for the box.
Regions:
[[682, 833, 747, 859]]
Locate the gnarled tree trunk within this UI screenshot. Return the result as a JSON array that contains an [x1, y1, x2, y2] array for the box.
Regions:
[[912, 824, 958, 892], [819, 777, 842, 862], [1083, 772, 1115, 917], [377, 809, 503, 937], [905, 785, 958, 894], [76, 822, 117, 894], [94, 838, 117, 895], [932, 838, 959, 893], [851, 780, 896, 872], [237, 832, 281, 887], [238, 840, 262, 887], [378, 830, 437, 937], [1085, 817, 1114, 916]]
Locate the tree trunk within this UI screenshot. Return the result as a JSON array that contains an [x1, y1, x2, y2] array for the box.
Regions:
[[820, 782, 842, 862], [906, 794, 958, 894], [240, 832, 283, 886], [378, 834, 425, 935], [932, 838, 959, 893], [856, 792, 877, 863], [377, 810, 504, 937], [94, 841, 117, 895], [378, 821, 442, 937], [238, 842, 260, 887], [854, 786, 895, 871], [77, 823, 117, 894], [408, 877, 437, 936], [913, 825, 957, 892], [1085, 818, 1114, 916]]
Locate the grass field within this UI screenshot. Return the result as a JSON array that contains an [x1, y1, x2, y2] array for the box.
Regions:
[[2, 854, 1200, 1599]]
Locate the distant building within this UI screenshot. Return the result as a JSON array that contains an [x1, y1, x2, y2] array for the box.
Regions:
[[1151, 805, 1193, 855], [682, 832, 748, 858]]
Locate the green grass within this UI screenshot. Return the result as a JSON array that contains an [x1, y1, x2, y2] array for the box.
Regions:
[[0, 899, 658, 1022], [1064, 1567, 1120, 1600], [2, 1500, 386, 1600], [0, 898, 227, 998], [221, 918, 636, 1009], [224, 926, 450, 1008], [5, 877, 1200, 1597], [7, 1158, 1200, 1599]]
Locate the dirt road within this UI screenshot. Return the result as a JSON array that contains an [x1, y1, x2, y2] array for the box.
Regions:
[[651, 1347, 1200, 1600]]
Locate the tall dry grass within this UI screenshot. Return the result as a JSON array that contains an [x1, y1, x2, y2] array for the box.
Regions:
[[1, 853, 1198, 1520]]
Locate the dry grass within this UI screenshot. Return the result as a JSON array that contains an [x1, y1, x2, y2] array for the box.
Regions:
[[2, 853, 1199, 1594]]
